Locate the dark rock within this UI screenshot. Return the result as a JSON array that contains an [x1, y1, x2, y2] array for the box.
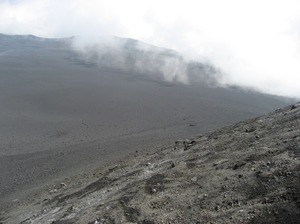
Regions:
[[52, 219, 76, 224], [124, 207, 140, 222], [175, 140, 183, 144], [138, 220, 156, 224], [88, 216, 115, 224], [183, 141, 189, 151], [232, 161, 246, 170], [246, 127, 256, 133], [183, 139, 196, 150], [145, 174, 166, 194], [291, 105, 297, 110]]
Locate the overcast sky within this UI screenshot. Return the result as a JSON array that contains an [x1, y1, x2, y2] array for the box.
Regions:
[[1, 0, 300, 98]]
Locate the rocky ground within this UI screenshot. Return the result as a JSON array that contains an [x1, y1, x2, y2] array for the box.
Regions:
[[1, 103, 300, 224]]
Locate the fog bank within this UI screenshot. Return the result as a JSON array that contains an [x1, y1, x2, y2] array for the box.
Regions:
[[1, 0, 300, 97]]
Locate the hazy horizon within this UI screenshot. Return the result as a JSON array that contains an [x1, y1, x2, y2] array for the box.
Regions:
[[1, 0, 300, 98]]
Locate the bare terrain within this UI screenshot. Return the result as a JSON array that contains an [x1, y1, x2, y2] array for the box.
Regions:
[[0, 34, 293, 202], [0, 34, 298, 223], [1, 102, 299, 224]]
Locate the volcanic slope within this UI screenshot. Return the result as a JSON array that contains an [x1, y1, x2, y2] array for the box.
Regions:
[[0, 34, 295, 206], [1, 103, 299, 224]]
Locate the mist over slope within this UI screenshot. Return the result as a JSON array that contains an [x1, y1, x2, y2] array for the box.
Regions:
[[0, 34, 221, 85], [0, 34, 295, 204], [71, 36, 220, 86]]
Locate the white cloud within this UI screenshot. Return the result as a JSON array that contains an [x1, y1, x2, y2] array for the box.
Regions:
[[1, 0, 300, 98]]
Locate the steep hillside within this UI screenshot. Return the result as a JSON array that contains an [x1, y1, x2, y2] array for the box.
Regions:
[[0, 34, 295, 210], [1, 103, 299, 224]]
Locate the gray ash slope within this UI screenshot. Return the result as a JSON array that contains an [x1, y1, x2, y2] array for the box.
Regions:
[[0, 34, 295, 206], [1, 103, 299, 224]]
